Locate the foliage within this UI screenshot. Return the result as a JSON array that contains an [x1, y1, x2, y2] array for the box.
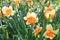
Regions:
[[0, 0, 60, 40]]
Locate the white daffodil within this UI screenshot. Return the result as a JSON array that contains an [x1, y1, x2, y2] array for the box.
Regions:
[[44, 7, 55, 22], [2, 6, 15, 17], [43, 24, 59, 39], [24, 12, 38, 25]]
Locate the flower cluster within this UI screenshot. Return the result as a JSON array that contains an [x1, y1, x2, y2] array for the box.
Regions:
[[0, 0, 60, 40]]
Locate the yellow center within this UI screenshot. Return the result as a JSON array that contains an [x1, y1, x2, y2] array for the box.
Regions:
[[46, 29, 55, 38], [27, 17, 37, 24], [5, 9, 12, 16], [46, 8, 52, 12]]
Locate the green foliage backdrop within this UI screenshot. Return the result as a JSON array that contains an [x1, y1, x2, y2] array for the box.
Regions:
[[0, 0, 60, 40]]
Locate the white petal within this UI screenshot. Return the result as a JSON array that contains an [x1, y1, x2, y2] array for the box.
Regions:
[[36, 25, 42, 29], [31, 12, 37, 18], [50, 19, 52, 22], [43, 32, 46, 37], [44, 7, 47, 12], [46, 24, 53, 30], [2, 6, 8, 11], [9, 6, 12, 10], [45, 36, 49, 38], [26, 12, 31, 18], [45, 13, 50, 18], [6, 15, 10, 17], [51, 9, 55, 13], [54, 29, 59, 34], [2, 6, 8, 14], [24, 17, 27, 20], [26, 12, 37, 18], [11, 11, 15, 15], [45, 35, 54, 39], [26, 22, 30, 25], [50, 37, 53, 39], [11, 13, 14, 16]]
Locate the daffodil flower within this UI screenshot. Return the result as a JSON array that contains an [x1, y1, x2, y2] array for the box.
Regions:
[[43, 24, 59, 39], [24, 12, 38, 25], [44, 7, 55, 22], [2, 6, 15, 17], [33, 25, 42, 35]]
